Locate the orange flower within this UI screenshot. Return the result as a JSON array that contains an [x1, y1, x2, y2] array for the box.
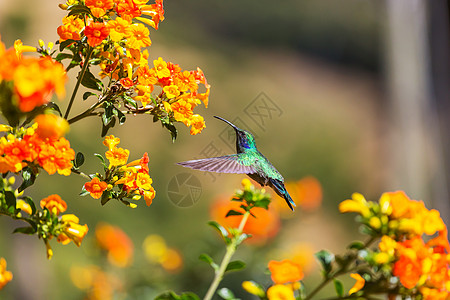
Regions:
[[84, 22, 110, 47], [126, 23, 151, 49], [13, 56, 66, 112], [40, 194, 67, 215], [95, 223, 134, 267], [163, 84, 180, 99], [37, 137, 75, 175], [349, 273, 365, 295], [35, 114, 69, 139], [115, 0, 141, 21], [0, 258, 13, 290], [143, 186, 155, 206], [268, 259, 304, 284], [85, 0, 114, 17], [105, 147, 129, 166], [57, 15, 83, 42], [393, 254, 421, 289], [211, 197, 280, 244], [171, 100, 193, 123], [84, 177, 108, 199], [174, 70, 197, 92], [136, 65, 157, 85]]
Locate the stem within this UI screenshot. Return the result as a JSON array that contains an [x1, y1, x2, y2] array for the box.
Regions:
[[64, 46, 93, 120], [305, 236, 378, 300], [203, 212, 250, 300]]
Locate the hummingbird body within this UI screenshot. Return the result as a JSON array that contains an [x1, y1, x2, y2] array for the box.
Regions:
[[177, 116, 296, 211]]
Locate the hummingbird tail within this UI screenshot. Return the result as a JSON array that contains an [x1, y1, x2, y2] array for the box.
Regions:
[[269, 178, 296, 211]]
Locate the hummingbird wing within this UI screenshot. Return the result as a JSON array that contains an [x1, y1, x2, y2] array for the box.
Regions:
[[177, 155, 257, 174]]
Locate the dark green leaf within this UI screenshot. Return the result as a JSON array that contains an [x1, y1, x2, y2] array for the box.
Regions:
[[74, 152, 85, 168], [101, 116, 116, 137], [13, 226, 36, 235], [45, 102, 63, 116], [100, 191, 111, 205], [333, 279, 344, 297], [68, 5, 92, 16], [199, 253, 218, 271], [80, 69, 102, 91], [55, 53, 73, 62], [83, 92, 97, 101], [115, 108, 126, 124], [59, 39, 76, 51], [23, 196, 36, 215], [18, 167, 37, 192], [225, 209, 244, 217], [225, 260, 246, 272], [4, 191, 16, 208], [218, 288, 238, 300], [315, 250, 335, 276], [254, 198, 271, 209], [348, 241, 365, 250]]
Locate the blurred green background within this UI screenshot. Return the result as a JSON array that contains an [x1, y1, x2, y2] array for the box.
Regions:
[[0, 0, 449, 299]]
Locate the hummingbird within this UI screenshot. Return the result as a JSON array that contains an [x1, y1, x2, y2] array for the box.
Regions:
[[177, 116, 296, 211]]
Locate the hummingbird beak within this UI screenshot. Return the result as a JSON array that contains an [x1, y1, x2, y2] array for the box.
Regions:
[[214, 116, 240, 131]]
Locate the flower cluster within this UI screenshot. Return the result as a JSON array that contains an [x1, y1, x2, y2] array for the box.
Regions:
[[39, 194, 89, 258], [56, 0, 209, 137], [0, 115, 74, 175], [0, 36, 66, 113], [83, 135, 155, 207], [340, 191, 450, 299], [95, 222, 134, 267], [242, 259, 304, 300]]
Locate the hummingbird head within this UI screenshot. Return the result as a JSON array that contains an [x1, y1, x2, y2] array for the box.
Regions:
[[214, 116, 256, 151]]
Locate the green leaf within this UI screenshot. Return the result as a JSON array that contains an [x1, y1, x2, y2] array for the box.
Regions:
[[94, 153, 105, 164], [80, 69, 102, 91], [83, 91, 97, 101], [218, 288, 238, 300], [235, 233, 250, 246], [225, 209, 244, 217], [101, 117, 116, 137], [154, 291, 181, 300], [315, 250, 335, 276], [79, 185, 90, 197], [179, 292, 200, 300], [13, 226, 36, 235], [55, 53, 73, 62], [333, 279, 344, 297], [74, 152, 85, 168], [254, 198, 271, 209], [68, 4, 92, 16], [100, 191, 111, 205], [225, 260, 246, 272], [199, 253, 219, 271], [59, 39, 76, 51], [23, 196, 36, 215], [348, 241, 365, 250], [208, 221, 231, 244], [4, 190, 16, 208]]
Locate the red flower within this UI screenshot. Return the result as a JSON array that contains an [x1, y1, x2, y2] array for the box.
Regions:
[[84, 22, 110, 47]]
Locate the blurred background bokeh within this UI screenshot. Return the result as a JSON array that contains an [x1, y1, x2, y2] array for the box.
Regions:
[[0, 0, 449, 299]]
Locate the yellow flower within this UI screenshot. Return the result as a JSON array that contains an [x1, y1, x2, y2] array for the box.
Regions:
[[189, 114, 206, 135], [126, 23, 152, 49], [103, 135, 121, 151], [348, 273, 365, 295], [163, 84, 180, 99], [144, 186, 156, 206], [107, 17, 131, 42], [0, 258, 13, 290], [57, 214, 89, 247], [378, 235, 397, 256], [14, 39, 36, 58], [242, 281, 265, 297], [338, 194, 370, 218], [153, 57, 170, 78], [16, 199, 32, 215], [267, 284, 295, 300], [136, 173, 153, 190], [171, 100, 193, 124], [40, 194, 67, 215]]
